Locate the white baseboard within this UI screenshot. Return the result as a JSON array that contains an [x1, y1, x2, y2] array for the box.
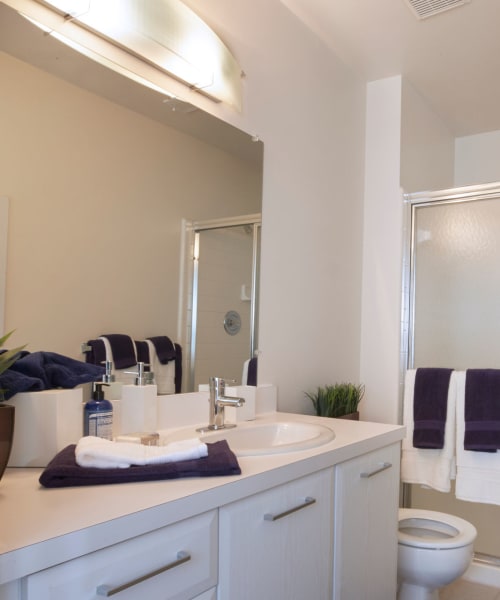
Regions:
[[463, 560, 500, 588]]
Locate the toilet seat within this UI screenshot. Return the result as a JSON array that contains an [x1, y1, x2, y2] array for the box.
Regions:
[[398, 508, 477, 550]]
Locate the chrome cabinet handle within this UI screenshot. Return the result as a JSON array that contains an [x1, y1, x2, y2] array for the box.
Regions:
[[360, 462, 392, 478], [264, 496, 316, 521], [96, 551, 191, 596]]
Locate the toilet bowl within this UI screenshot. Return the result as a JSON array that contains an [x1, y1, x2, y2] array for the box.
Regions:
[[397, 508, 477, 600]]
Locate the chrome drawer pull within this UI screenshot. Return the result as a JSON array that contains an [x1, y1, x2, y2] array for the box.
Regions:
[[264, 496, 316, 521], [96, 551, 191, 596], [360, 462, 392, 478]]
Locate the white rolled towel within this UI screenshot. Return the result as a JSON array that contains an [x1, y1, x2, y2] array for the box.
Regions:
[[76, 436, 208, 469]]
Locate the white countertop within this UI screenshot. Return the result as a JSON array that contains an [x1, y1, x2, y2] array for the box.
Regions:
[[0, 412, 404, 585]]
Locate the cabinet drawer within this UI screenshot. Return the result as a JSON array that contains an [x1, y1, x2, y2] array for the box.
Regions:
[[23, 510, 218, 600]]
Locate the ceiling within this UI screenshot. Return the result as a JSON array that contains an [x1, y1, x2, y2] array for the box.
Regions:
[[282, 0, 500, 137], [2, 0, 498, 140]]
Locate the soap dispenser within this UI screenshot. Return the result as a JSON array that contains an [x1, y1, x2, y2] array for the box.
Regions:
[[120, 362, 158, 433], [84, 382, 113, 440]]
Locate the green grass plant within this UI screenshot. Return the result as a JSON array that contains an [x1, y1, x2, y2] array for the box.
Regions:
[[305, 382, 365, 418]]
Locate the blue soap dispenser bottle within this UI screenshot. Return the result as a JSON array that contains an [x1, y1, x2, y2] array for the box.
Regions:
[[84, 382, 113, 440]]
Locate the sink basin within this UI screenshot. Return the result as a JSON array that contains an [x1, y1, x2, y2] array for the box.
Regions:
[[167, 420, 335, 456]]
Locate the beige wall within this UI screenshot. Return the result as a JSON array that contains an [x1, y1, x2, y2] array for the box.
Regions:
[[0, 52, 261, 360]]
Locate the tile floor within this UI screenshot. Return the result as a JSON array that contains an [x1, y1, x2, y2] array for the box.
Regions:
[[439, 578, 500, 599]]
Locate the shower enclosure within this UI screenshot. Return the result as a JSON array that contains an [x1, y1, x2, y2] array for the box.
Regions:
[[403, 181, 500, 563], [182, 215, 261, 392]]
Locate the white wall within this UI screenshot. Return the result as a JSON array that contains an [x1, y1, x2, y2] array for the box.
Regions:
[[455, 130, 500, 186], [183, 0, 367, 414], [401, 80, 455, 193], [360, 77, 403, 424], [360, 76, 455, 424]]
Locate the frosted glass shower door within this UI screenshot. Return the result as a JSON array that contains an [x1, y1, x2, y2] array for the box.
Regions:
[[409, 191, 500, 557]]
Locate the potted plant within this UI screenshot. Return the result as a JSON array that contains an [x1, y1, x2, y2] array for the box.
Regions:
[[0, 330, 26, 481], [305, 382, 365, 420]]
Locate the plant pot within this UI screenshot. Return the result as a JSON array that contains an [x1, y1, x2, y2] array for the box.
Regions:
[[338, 411, 359, 420], [0, 404, 15, 481]]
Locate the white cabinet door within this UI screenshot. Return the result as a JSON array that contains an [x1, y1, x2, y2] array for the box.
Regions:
[[218, 468, 333, 600], [24, 510, 218, 600], [333, 442, 401, 600]]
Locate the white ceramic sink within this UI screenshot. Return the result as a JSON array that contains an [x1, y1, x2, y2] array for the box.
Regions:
[[166, 420, 335, 456]]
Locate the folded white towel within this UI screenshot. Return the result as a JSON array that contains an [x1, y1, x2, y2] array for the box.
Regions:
[[455, 370, 500, 505], [400, 369, 457, 493], [75, 436, 208, 469], [146, 340, 176, 395]]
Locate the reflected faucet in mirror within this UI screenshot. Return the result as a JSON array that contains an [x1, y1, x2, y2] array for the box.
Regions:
[[197, 377, 245, 432]]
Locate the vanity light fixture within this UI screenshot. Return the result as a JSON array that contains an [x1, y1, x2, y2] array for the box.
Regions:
[[3, 0, 242, 109]]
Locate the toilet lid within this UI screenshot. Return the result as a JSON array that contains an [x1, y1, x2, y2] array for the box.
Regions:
[[398, 508, 477, 549]]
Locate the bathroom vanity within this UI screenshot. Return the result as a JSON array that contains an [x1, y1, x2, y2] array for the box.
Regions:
[[0, 412, 404, 600]]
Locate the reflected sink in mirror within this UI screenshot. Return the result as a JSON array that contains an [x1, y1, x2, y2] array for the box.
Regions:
[[166, 420, 335, 456]]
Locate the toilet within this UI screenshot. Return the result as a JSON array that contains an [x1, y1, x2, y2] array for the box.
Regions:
[[397, 508, 477, 600]]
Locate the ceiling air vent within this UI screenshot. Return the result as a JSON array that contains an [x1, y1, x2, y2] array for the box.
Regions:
[[403, 0, 469, 19]]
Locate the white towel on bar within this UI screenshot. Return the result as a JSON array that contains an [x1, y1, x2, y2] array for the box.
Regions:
[[146, 339, 176, 395], [400, 369, 457, 493], [75, 436, 208, 469], [455, 370, 500, 505]]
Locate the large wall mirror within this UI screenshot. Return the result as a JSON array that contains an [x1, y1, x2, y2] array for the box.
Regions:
[[0, 2, 263, 392]]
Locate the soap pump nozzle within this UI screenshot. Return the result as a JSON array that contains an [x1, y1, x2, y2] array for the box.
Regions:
[[101, 360, 115, 384], [92, 381, 110, 400], [124, 362, 151, 386]]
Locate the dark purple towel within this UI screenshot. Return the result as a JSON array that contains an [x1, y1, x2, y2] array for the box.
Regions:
[[84, 339, 107, 366], [464, 369, 500, 452], [247, 357, 258, 386], [39, 440, 241, 488], [413, 368, 453, 449], [135, 340, 150, 365], [100, 334, 137, 369], [147, 336, 177, 364]]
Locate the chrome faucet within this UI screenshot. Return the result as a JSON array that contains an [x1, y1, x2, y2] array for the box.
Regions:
[[197, 377, 245, 432]]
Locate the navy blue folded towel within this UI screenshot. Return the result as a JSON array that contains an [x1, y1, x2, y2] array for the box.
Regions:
[[147, 336, 177, 364], [39, 440, 241, 488], [100, 334, 137, 369], [413, 368, 453, 449], [464, 369, 500, 452], [0, 352, 105, 400]]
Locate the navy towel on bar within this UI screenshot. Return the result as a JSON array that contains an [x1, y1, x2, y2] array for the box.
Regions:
[[247, 357, 258, 386], [39, 439, 241, 488], [100, 334, 136, 369], [135, 340, 150, 365], [147, 336, 177, 364], [84, 339, 106, 366], [413, 368, 453, 449], [464, 369, 500, 452]]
